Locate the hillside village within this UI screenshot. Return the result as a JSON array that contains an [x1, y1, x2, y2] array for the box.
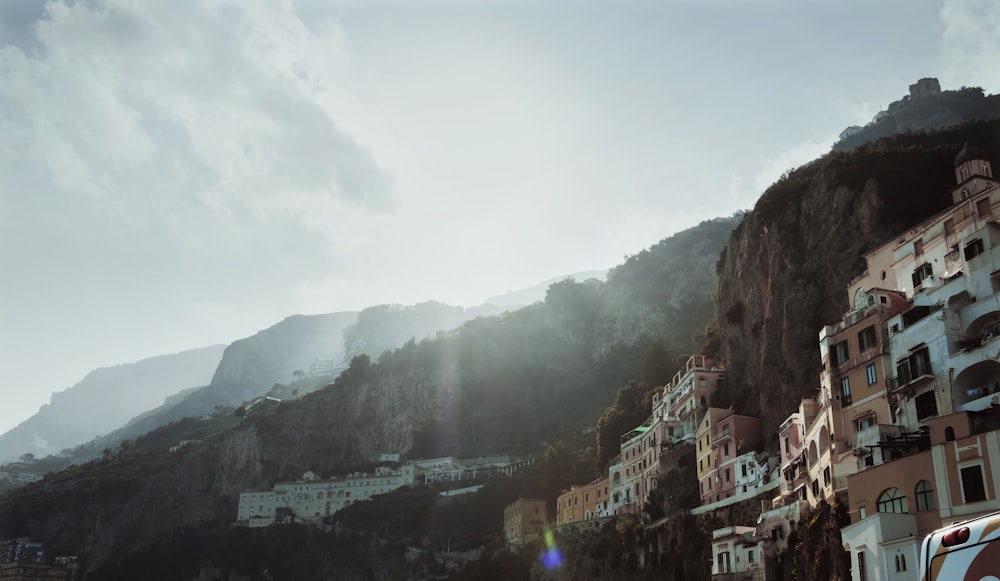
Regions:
[[218, 142, 1000, 581], [501, 144, 1000, 581]]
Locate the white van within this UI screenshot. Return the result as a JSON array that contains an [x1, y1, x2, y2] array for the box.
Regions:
[[919, 510, 1000, 581]]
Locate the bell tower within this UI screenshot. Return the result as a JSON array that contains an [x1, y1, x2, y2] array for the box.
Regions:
[[951, 143, 996, 204]]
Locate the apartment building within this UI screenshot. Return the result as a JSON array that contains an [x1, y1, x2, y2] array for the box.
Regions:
[[556, 477, 611, 525], [696, 408, 764, 506], [774, 399, 816, 505]]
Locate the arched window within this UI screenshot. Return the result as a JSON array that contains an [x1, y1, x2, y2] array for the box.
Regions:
[[915, 480, 935, 511], [895, 553, 907, 572], [877, 488, 908, 514], [945, 427, 955, 442], [700, 396, 707, 407]]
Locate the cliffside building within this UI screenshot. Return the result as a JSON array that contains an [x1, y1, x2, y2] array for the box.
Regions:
[[835, 145, 1000, 581], [696, 408, 767, 507], [556, 477, 611, 525]]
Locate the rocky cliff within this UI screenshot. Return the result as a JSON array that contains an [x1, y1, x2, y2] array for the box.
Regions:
[[712, 119, 1000, 438], [0, 345, 225, 462]]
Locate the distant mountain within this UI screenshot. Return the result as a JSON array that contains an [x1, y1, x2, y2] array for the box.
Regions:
[[0, 217, 739, 576], [93, 312, 360, 447], [94, 277, 614, 449], [0, 345, 225, 463], [483, 270, 607, 308]]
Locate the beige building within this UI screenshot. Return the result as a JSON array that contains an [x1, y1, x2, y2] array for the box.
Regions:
[[556, 477, 610, 525], [504, 498, 546, 546]]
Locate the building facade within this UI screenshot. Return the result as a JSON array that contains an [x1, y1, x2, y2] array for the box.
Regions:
[[504, 498, 546, 546]]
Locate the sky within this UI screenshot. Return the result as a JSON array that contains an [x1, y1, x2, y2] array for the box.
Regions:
[[2, 0, 999, 436]]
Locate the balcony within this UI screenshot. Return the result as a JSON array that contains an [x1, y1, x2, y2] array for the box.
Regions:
[[712, 428, 733, 446], [620, 417, 654, 447], [955, 359, 1000, 412], [855, 424, 903, 450]]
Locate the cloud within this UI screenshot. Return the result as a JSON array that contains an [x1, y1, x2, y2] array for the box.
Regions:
[[939, 0, 1000, 93], [0, 0, 391, 233]]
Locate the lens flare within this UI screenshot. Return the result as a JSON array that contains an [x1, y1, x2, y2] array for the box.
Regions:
[[541, 528, 563, 570]]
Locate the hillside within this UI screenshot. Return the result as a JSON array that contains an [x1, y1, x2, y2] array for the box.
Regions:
[[0, 217, 738, 576], [833, 86, 1000, 152], [0, 345, 225, 463]]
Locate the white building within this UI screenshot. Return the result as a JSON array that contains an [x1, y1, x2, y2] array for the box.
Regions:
[[237, 464, 417, 525], [711, 525, 760, 579]]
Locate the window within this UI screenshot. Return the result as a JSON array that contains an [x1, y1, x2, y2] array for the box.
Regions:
[[812, 479, 819, 498], [840, 377, 852, 405], [965, 238, 985, 260], [866, 363, 877, 385], [897, 347, 932, 385], [742, 464, 748, 478], [961, 465, 987, 503], [783, 436, 790, 455], [915, 480, 935, 511], [877, 487, 908, 514], [717, 551, 731, 574], [748, 550, 754, 564], [832, 341, 849, 365], [912, 263, 933, 288], [856, 415, 875, 432], [945, 426, 955, 442], [725, 468, 730, 483], [895, 554, 907, 572], [977, 198, 991, 218], [823, 466, 831, 487], [915, 391, 938, 420], [858, 505, 867, 520], [724, 443, 730, 456], [858, 326, 877, 352]]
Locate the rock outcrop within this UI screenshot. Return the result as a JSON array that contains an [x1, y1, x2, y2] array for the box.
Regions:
[[713, 120, 1000, 438]]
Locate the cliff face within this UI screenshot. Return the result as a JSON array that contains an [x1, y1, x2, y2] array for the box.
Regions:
[[0, 345, 225, 462], [210, 312, 358, 387], [713, 121, 1000, 438]]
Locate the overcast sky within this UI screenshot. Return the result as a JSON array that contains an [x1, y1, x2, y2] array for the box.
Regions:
[[2, 0, 999, 436]]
